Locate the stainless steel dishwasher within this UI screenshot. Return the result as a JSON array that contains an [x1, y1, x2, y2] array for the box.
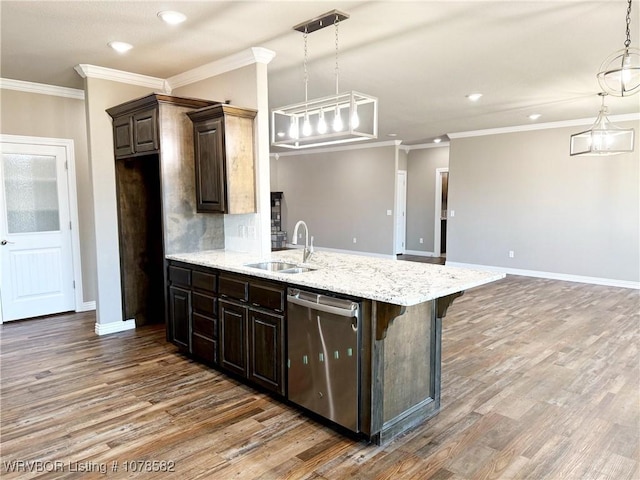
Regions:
[[287, 288, 361, 432]]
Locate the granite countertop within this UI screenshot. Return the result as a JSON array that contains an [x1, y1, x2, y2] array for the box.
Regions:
[[166, 249, 505, 306]]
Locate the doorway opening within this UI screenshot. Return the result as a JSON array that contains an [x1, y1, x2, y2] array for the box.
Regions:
[[395, 170, 407, 255], [115, 154, 164, 326], [434, 168, 449, 258]]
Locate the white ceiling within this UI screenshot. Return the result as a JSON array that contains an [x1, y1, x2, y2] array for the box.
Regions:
[[2, 1, 639, 147]]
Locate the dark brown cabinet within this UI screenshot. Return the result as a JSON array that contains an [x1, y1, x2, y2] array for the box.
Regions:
[[168, 285, 191, 351], [166, 262, 286, 396], [219, 299, 248, 376], [167, 264, 192, 351], [107, 94, 217, 327], [218, 273, 286, 395], [187, 105, 258, 214], [111, 105, 159, 159], [191, 270, 218, 364], [248, 309, 285, 395]]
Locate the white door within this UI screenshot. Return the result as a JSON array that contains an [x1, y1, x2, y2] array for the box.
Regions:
[[0, 142, 75, 321], [395, 170, 407, 255]]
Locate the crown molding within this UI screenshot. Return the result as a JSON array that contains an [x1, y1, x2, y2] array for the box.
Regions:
[[0, 78, 84, 100], [167, 47, 276, 90], [271, 139, 402, 157], [448, 113, 640, 139], [74, 64, 169, 92], [402, 142, 450, 152]]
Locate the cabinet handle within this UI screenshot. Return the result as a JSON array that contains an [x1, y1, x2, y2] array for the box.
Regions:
[[252, 302, 260, 307], [220, 294, 228, 298]]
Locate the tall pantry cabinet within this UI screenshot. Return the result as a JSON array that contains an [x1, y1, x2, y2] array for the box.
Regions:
[[106, 94, 222, 326]]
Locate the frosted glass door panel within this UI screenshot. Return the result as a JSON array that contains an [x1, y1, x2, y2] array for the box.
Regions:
[[3, 153, 60, 233]]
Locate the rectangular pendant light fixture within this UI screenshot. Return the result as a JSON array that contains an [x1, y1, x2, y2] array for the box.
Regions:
[[271, 10, 378, 149]]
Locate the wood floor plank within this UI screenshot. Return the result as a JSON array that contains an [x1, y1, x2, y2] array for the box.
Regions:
[[1, 276, 638, 479]]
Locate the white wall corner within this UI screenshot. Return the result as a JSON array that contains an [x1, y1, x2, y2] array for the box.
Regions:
[[167, 47, 276, 90], [95, 319, 136, 336], [0, 77, 84, 100], [74, 64, 167, 91]]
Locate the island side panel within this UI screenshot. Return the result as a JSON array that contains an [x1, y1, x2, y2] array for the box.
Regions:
[[383, 300, 434, 421], [370, 300, 441, 444]]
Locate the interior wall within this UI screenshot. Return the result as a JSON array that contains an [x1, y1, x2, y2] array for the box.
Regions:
[[82, 78, 156, 325], [173, 63, 271, 256], [406, 146, 450, 253], [272, 144, 397, 255], [0, 88, 96, 303], [447, 120, 640, 283]]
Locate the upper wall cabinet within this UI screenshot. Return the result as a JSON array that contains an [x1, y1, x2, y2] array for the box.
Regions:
[[187, 105, 258, 214], [107, 94, 214, 159]]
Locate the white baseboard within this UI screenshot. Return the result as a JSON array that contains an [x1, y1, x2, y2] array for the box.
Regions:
[[403, 250, 436, 257], [445, 262, 640, 290], [77, 301, 96, 312], [94, 319, 136, 336]]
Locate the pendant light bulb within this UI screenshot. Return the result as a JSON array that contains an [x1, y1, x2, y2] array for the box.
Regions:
[[317, 108, 327, 134], [289, 116, 299, 139], [351, 104, 360, 129], [333, 107, 343, 132], [302, 114, 312, 137]]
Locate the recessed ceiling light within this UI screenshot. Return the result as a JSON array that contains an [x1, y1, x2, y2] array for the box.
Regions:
[[434, 138, 442, 143], [157, 11, 186, 25], [108, 41, 133, 53], [387, 133, 398, 137], [528, 113, 542, 120], [466, 93, 483, 102]]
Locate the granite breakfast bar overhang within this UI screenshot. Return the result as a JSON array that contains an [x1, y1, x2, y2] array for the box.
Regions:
[[166, 249, 505, 444]]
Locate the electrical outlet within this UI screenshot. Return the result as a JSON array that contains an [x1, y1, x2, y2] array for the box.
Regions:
[[419, 238, 424, 244], [450, 210, 455, 217], [509, 250, 515, 258], [353, 237, 357, 244]]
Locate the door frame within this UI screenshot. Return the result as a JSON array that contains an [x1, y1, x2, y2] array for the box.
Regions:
[[0, 134, 84, 323], [395, 170, 407, 255], [433, 167, 449, 257]]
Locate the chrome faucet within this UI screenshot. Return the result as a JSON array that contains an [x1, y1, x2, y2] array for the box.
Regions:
[[292, 220, 314, 263]]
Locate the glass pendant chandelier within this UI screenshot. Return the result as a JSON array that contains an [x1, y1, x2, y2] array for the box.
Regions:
[[271, 10, 378, 149], [570, 93, 635, 156], [597, 0, 640, 97]]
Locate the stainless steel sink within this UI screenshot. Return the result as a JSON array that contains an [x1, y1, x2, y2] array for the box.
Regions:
[[245, 261, 298, 271], [244, 261, 315, 274], [281, 267, 314, 274]]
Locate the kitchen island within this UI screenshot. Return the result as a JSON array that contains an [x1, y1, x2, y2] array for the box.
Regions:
[[165, 249, 504, 444]]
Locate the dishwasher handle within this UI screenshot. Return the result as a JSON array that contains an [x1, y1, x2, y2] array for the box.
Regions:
[[287, 293, 359, 318]]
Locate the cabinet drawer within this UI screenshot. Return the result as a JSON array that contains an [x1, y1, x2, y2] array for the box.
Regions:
[[219, 275, 248, 302], [192, 334, 217, 364], [193, 312, 217, 339], [169, 265, 191, 287], [249, 282, 285, 312], [193, 270, 217, 294], [192, 292, 217, 316]]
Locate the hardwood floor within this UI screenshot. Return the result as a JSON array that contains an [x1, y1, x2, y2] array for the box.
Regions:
[[1, 276, 638, 479]]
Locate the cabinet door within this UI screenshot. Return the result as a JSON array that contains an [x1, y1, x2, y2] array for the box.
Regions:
[[169, 285, 191, 351], [248, 309, 285, 396], [193, 118, 226, 213], [113, 115, 134, 157], [219, 299, 247, 376], [133, 108, 159, 154]]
